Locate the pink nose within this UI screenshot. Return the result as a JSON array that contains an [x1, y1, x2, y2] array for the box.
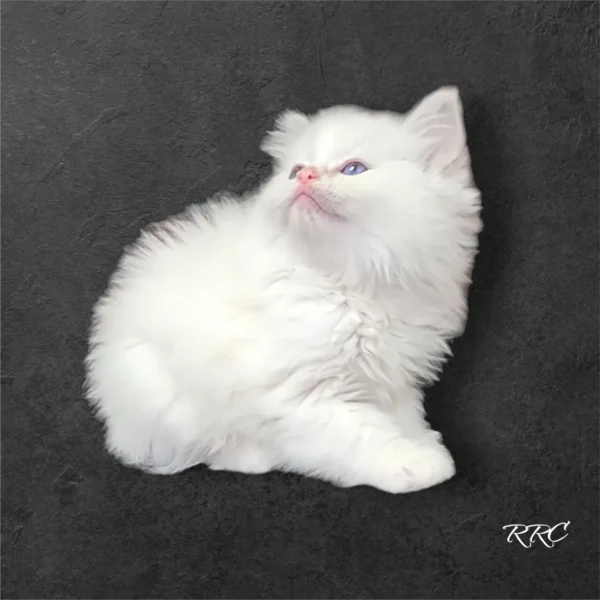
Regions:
[[296, 166, 319, 185]]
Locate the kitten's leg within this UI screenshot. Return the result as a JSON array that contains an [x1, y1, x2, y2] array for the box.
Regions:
[[208, 438, 273, 475], [87, 341, 213, 475], [271, 397, 455, 493]]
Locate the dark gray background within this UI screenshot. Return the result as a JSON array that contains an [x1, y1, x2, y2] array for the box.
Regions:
[[2, 1, 598, 598]]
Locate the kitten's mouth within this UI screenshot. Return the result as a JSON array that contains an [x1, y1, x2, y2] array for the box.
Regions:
[[292, 190, 340, 219]]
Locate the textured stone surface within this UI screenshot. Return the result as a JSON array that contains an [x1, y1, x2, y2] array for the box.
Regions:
[[2, 1, 598, 598]]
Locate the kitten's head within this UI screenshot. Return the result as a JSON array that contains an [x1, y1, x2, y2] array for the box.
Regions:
[[259, 86, 482, 286]]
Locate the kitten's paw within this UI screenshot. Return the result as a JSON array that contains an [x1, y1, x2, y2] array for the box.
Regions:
[[208, 442, 273, 475], [373, 439, 456, 494]]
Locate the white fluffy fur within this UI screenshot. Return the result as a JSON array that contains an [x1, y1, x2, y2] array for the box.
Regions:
[[85, 86, 482, 493]]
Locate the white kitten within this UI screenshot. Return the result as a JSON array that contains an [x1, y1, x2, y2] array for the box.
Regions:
[[85, 86, 482, 493]]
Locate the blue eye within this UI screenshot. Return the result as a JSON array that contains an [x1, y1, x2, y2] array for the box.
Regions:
[[340, 161, 368, 176]]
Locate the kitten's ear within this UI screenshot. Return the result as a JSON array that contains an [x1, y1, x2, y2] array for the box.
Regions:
[[261, 110, 309, 162], [404, 86, 471, 182]]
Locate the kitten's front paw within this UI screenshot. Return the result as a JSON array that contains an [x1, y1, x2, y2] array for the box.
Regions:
[[373, 439, 456, 494]]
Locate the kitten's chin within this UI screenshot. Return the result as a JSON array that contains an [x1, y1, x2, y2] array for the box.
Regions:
[[290, 191, 342, 221]]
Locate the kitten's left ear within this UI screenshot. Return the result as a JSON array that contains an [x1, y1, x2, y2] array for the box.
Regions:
[[261, 110, 310, 163], [403, 86, 471, 182]]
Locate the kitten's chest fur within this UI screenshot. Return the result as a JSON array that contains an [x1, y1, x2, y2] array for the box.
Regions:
[[260, 270, 448, 398]]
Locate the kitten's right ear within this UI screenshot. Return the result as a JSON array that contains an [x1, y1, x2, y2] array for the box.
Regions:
[[261, 110, 309, 162], [403, 86, 472, 184]]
